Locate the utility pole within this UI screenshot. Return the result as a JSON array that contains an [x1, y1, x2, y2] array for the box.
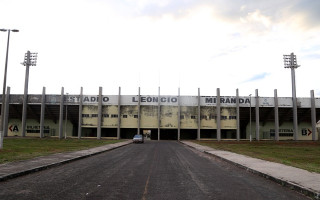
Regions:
[[0, 29, 19, 149]]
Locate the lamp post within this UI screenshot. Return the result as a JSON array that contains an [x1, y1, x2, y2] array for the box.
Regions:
[[65, 93, 68, 139], [249, 94, 252, 142], [0, 28, 19, 149], [283, 53, 300, 140], [21, 51, 38, 137]]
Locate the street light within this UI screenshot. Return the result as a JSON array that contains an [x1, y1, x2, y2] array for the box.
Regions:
[[249, 94, 252, 142], [0, 28, 19, 149], [283, 53, 300, 140], [65, 93, 68, 139], [21, 51, 38, 137]]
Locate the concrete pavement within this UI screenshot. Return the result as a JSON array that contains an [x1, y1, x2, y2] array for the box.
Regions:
[[0, 140, 318, 199], [181, 141, 320, 200], [0, 141, 308, 200], [0, 140, 132, 182]]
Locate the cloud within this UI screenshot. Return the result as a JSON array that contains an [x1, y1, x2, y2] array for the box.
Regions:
[[211, 45, 248, 59], [110, 0, 320, 31], [132, 0, 197, 17], [289, 0, 320, 29], [1, 0, 319, 98], [303, 53, 320, 60], [243, 72, 271, 83]]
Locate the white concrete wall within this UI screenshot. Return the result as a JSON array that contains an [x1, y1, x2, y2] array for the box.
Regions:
[[246, 122, 318, 140], [7, 119, 73, 137]]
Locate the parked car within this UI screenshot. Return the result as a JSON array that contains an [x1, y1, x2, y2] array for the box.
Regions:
[[133, 134, 144, 143]]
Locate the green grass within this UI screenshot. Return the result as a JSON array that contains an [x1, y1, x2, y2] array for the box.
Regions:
[[2, 138, 319, 173], [0, 137, 125, 164], [194, 140, 320, 173]]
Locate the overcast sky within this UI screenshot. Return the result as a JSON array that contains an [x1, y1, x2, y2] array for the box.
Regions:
[[0, 0, 319, 97]]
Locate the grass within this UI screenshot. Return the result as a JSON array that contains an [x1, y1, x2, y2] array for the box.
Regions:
[[193, 140, 320, 173], [1, 138, 319, 173], [0, 137, 125, 164]]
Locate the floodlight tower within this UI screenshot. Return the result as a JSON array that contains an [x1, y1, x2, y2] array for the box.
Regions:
[[283, 53, 300, 141], [21, 51, 38, 137]]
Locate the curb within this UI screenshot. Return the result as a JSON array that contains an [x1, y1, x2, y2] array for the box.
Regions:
[[181, 141, 320, 200], [0, 141, 132, 182]]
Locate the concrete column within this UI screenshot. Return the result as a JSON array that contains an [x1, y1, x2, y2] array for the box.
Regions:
[[64, 93, 68, 139], [158, 87, 160, 140], [216, 88, 221, 141], [197, 88, 201, 140], [291, 62, 299, 141], [249, 95, 252, 141], [255, 89, 260, 141], [138, 87, 141, 135], [78, 87, 83, 139], [178, 88, 181, 141], [40, 87, 46, 138], [97, 87, 102, 139], [311, 90, 316, 141], [274, 89, 279, 141], [21, 52, 31, 137], [3, 87, 10, 137], [236, 89, 240, 141], [117, 87, 121, 139], [58, 87, 64, 139]]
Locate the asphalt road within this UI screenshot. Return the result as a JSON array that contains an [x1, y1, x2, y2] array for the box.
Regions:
[[0, 141, 308, 200]]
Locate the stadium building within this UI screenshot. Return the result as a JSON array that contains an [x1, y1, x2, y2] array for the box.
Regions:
[[1, 87, 319, 141]]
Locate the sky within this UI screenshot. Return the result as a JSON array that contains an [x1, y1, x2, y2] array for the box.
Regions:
[[0, 0, 319, 97]]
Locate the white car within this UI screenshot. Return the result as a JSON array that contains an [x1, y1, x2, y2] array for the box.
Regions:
[[133, 134, 144, 143]]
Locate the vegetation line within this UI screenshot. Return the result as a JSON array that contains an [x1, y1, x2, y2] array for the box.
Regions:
[[194, 140, 320, 173]]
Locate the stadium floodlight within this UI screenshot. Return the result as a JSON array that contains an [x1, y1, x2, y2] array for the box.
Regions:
[[0, 29, 19, 149], [21, 52, 38, 66], [283, 53, 300, 140], [283, 53, 300, 69], [21, 51, 38, 137]]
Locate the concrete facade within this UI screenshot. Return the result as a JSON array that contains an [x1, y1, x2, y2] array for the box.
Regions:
[[1, 87, 319, 140]]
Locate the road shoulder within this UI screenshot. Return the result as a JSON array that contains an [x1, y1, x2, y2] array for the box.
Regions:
[[180, 140, 320, 200], [0, 140, 132, 182]]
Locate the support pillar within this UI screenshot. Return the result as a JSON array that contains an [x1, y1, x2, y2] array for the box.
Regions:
[[97, 87, 102, 139], [158, 87, 160, 140], [236, 89, 240, 141], [78, 87, 83, 139], [197, 88, 201, 140], [311, 90, 316, 141], [58, 87, 64, 139], [40, 87, 46, 138], [178, 88, 181, 141], [255, 89, 260, 141], [274, 89, 279, 141], [216, 88, 221, 141], [117, 87, 121, 139], [3, 87, 10, 137], [138, 87, 141, 135]]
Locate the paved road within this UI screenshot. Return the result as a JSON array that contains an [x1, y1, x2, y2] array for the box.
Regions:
[[0, 141, 308, 200]]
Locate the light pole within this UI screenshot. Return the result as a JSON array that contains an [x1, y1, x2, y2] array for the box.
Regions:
[[0, 28, 19, 149], [21, 51, 38, 137], [283, 53, 300, 141], [249, 94, 252, 142], [65, 93, 68, 139]]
